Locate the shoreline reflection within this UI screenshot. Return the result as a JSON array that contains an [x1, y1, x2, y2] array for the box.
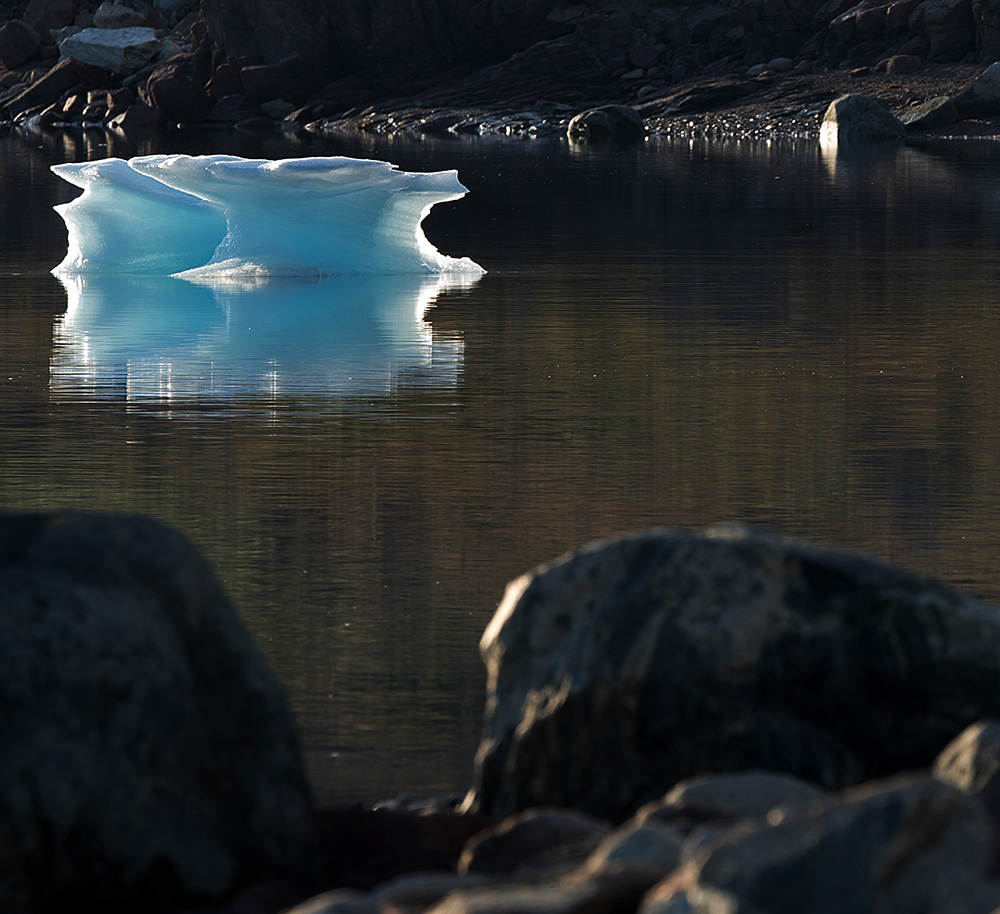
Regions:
[[50, 272, 477, 408]]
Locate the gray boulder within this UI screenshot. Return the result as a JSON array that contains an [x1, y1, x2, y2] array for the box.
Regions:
[[58, 26, 161, 75], [567, 104, 646, 142], [0, 511, 317, 913], [465, 526, 1000, 822], [819, 94, 905, 148], [640, 771, 827, 824], [688, 775, 995, 914], [899, 95, 959, 130], [0, 20, 41, 69], [954, 59, 1000, 116]]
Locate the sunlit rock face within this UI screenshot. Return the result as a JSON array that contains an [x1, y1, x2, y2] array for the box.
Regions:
[[51, 154, 485, 278]]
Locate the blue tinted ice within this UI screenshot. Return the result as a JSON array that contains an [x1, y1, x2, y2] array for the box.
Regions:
[[51, 154, 485, 278]]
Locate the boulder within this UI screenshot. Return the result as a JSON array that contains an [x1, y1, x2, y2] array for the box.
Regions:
[[899, 94, 959, 128], [686, 775, 995, 913], [241, 51, 314, 102], [640, 771, 827, 824], [207, 92, 260, 122], [425, 869, 659, 914], [913, 0, 976, 59], [143, 54, 212, 122], [0, 511, 318, 914], [819, 93, 905, 147], [933, 719, 1000, 796], [567, 104, 646, 141], [585, 822, 684, 877], [0, 20, 42, 69], [885, 52, 923, 72], [106, 99, 164, 130], [953, 59, 1000, 114], [459, 808, 611, 875], [3, 55, 106, 119], [58, 26, 161, 75], [974, 0, 1000, 60], [92, 0, 146, 28], [22, 0, 78, 37], [465, 526, 1000, 822]]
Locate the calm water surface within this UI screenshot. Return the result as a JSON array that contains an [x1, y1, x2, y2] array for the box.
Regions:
[[3, 126, 1000, 804]]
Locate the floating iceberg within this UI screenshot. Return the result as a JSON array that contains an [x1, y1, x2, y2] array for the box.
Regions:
[[51, 154, 485, 278]]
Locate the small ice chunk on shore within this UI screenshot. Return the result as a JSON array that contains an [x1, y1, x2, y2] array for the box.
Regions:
[[51, 154, 485, 278]]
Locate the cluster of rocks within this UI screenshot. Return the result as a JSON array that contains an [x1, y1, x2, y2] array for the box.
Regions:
[[3, 0, 1000, 140], [281, 744, 1000, 914], [820, 58, 1000, 145], [8, 513, 1000, 913]]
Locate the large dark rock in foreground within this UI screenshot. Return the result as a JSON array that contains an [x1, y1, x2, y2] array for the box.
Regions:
[[465, 526, 1000, 823], [0, 511, 317, 913]]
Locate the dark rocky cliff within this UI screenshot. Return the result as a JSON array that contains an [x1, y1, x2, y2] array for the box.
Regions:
[[199, 0, 997, 99]]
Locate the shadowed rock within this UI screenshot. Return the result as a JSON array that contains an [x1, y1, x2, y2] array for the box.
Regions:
[[900, 95, 959, 130], [465, 525, 1000, 822], [567, 105, 646, 142], [0, 510, 318, 913], [953, 59, 1000, 116]]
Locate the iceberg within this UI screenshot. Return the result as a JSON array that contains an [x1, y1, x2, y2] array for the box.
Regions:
[[51, 154, 485, 278]]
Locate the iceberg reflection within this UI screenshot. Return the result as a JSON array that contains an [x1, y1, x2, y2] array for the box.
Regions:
[[50, 273, 475, 407]]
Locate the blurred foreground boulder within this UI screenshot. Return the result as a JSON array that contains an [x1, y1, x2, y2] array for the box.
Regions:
[[0, 511, 317, 913], [465, 525, 1000, 822]]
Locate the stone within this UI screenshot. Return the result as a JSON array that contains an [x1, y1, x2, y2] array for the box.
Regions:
[[690, 775, 993, 913], [899, 94, 959, 128], [953, 59, 1000, 115], [261, 98, 296, 118], [58, 26, 160, 75], [915, 0, 976, 59], [820, 93, 905, 147], [567, 104, 645, 141], [3, 56, 106, 119], [207, 57, 247, 98], [641, 772, 827, 824], [105, 84, 133, 113], [933, 719, 1000, 796], [585, 822, 684, 877], [974, 0, 1000, 60], [106, 100, 164, 130], [766, 56, 795, 71], [459, 808, 612, 875], [240, 51, 314, 102], [426, 869, 660, 914], [286, 890, 380, 914], [465, 526, 1000, 822], [23, 0, 78, 37], [0, 20, 42, 69], [886, 53, 923, 72], [0, 511, 318, 914], [143, 54, 212, 122], [93, 0, 146, 28], [373, 873, 507, 908], [207, 92, 260, 122], [640, 884, 763, 914]]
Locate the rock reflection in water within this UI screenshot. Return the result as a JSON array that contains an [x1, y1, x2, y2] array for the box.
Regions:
[[50, 272, 477, 407]]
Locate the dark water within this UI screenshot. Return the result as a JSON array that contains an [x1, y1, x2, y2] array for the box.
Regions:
[[3, 125, 1000, 805]]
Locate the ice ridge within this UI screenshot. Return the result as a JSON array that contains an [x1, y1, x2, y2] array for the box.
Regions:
[[51, 154, 485, 278]]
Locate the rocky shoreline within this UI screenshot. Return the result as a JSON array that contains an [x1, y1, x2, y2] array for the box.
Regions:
[[4, 0, 1000, 145], [7, 514, 1000, 914]]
